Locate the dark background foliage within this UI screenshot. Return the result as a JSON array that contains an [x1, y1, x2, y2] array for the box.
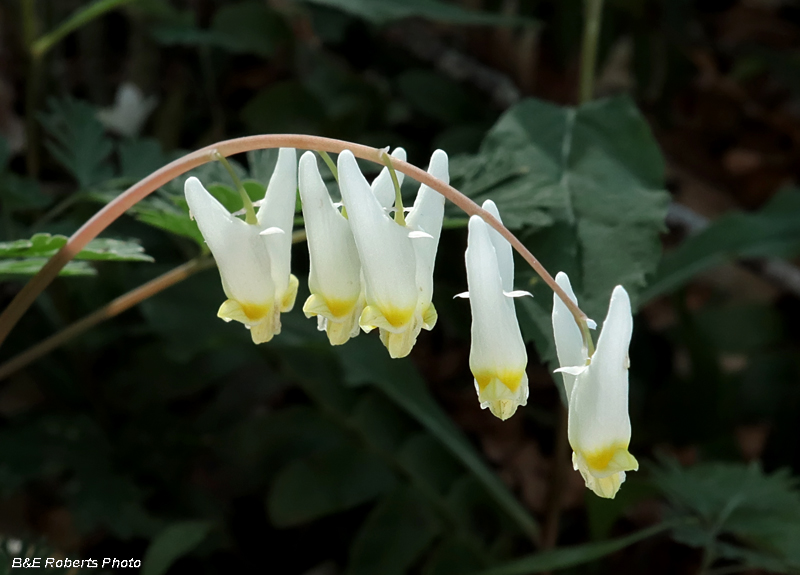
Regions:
[[1, 0, 800, 574]]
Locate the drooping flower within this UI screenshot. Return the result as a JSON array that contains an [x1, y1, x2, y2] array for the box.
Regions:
[[184, 148, 298, 344], [336, 148, 448, 358], [97, 82, 158, 138], [552, 272, 638, 498], [462, 201, 530, 420], [298, 151, 364, 345]]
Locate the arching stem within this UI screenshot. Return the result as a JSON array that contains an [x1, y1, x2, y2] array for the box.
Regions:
[[0, 134, 590, 348]]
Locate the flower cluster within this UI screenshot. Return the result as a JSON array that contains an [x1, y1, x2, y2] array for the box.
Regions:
[[185, 146, 637, 498]]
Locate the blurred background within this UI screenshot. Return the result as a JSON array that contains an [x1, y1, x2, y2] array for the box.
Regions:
[[1, 0, 800, 573]]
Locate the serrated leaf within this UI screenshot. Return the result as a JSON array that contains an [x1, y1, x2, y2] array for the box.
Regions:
[[453, 96, 668, 363], [267, 445, 397, 527], [652, 460, 800, 571], [348, 486, 441, 575], [38, 96, 113, 188], [0, 233, 152, 262], [303, 0, 531, 26], [642, 187, 800, 301], [141, 521, 212, 575], [0, 258, 95, 278]]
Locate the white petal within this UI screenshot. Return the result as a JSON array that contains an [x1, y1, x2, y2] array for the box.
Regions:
[[504, 290, 533, 298], [568, 285, 633, 455], [406, 149, 448, 307], [259, 227, 285, 236], [256, 148, 297, 300], [338, 150, 418, 321], [480, 200, 514, 294], [298, 151, 362, 306], [184, 176, 274, 306], [466, 215, 528, 420], [453, 291, 470, 299], [371, 147, 407, 209], [554, 365, 589, 376], [552, 272, 587, 400], [408, 230, 434, 239]]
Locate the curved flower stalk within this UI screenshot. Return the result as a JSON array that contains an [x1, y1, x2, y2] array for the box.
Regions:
[[298, 151, 364, 344], [370, 147, 407, 210], [463, 201, 530, 421], [337, 149, 448, 358], [552, 272, 638, 498], [184, 148, 298, 344]]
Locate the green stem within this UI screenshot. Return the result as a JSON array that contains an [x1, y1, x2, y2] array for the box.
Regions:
[[381, 151, 405, 225], [318, 151, 338, 182], [578, 0, 605, 104], [31, 0, 137, 58], [214, 151, 257, 225]]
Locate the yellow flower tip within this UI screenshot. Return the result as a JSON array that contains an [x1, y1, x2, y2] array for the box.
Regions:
[[378, 327, 419, 358], [303, 294, 363, 346], [217, 298, 280, 345], [572, 445, 639, 499], [472, 369, 528, 421], [280, 274, 300, 312]]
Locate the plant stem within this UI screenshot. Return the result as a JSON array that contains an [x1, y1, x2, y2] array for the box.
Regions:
[[214, 151, 257, 225], [0, 134, 591, 348], [578, 0, 605, 104], [30, 0, 137, 58], [0, 257, 215, 381], [318, 151, 338, 182], [381, 150, 405, 226]]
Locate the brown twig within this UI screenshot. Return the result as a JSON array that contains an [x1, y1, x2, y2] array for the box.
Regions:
[[0, 257, 215, 381]]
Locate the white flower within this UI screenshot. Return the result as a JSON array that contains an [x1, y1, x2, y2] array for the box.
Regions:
[[97, 83, 158, 138], [462, 201, 529, 420], [552, 272, 638, 498], [336, 148, 448, 358], [184, 148, 298, 344], [298, 151, 364, 345]]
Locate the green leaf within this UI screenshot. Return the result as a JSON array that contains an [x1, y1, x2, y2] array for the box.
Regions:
[[642, 187, 800, 301], [0, 174, 51, 211], [209, 2, 287, 57], [38, 96, 114, 188], [141, 521, 212, 575], [473, 522, 675, 575], [303, 0, 531, 26], [0, 258, 95, 278], [334, 336, 540, 540], [0, 233, 153, 262], [118, 138, 169, 180], [151, 3, 287, 57], [267, 445, 397, 527], [651, 459, 800, 572], [453, 96, 668, 362], [348, 486, 441, 575]]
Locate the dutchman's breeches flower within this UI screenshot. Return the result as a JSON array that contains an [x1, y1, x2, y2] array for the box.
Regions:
[[337, 149, 448, 358], [184, 148, 298, 344], [552, 272, 639, 498], [298, 151, 364, 345], [463, 201, 530, 421]]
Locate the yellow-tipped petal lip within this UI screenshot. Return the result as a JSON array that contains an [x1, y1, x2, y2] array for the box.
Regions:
[[303, 293, 360, 320], [218, 299, 273, 324], [360, 304, 415, 332], [575, 443, 639, 478], [472, 368, 526, 394]]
